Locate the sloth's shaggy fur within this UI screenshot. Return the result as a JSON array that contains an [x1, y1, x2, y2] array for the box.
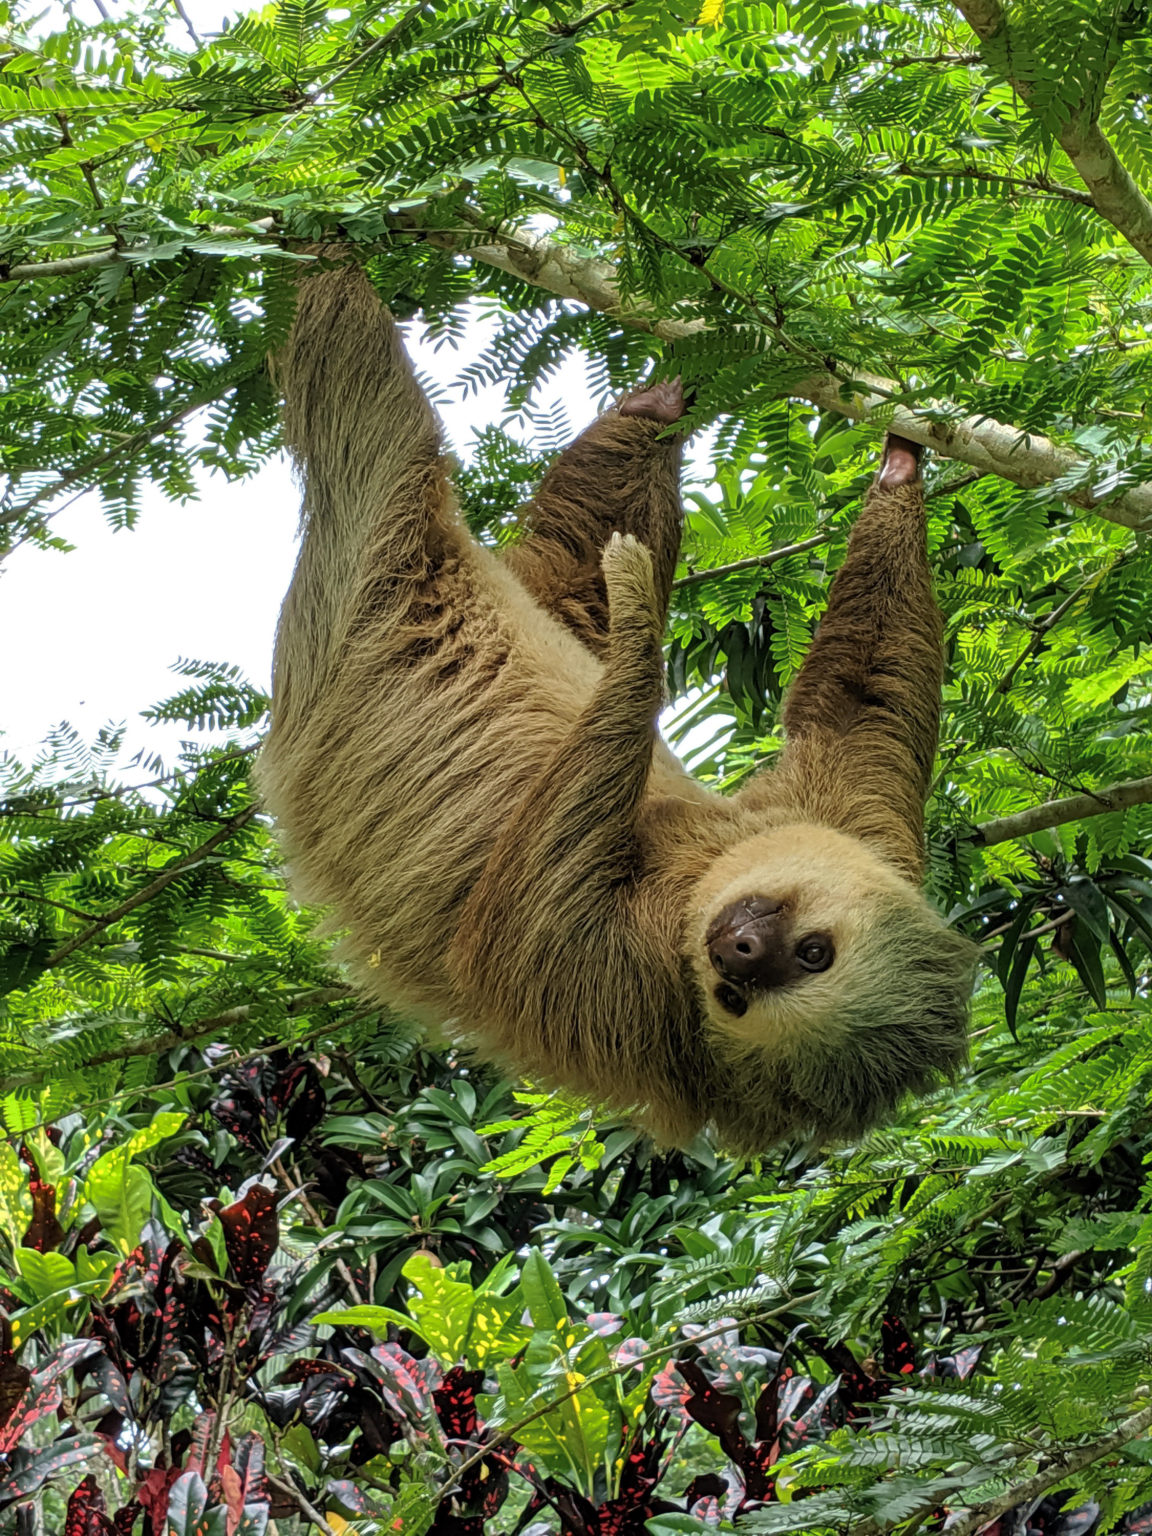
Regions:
[[258, 260, 977, 1153]]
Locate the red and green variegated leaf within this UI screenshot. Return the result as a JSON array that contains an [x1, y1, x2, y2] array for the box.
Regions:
[[66, 1474, 114, 1536]]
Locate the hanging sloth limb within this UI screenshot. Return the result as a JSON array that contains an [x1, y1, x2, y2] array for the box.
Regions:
[[258, 258, 976, 1154]]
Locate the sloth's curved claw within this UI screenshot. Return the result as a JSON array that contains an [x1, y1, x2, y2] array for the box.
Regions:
[[877, 433, 923, 489]]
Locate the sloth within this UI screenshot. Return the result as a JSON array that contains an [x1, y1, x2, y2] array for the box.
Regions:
[[258, 258, 977, 1154]]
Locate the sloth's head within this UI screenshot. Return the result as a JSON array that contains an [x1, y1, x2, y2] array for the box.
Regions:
[[686, 824, 977, 1145]]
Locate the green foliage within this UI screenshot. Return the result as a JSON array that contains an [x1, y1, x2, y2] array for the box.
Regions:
[[6, 0, 1152, 1531]]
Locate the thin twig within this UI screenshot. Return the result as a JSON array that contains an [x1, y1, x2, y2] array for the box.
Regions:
[[673, 530, 831, 588], [272, 1155, 364, 1303], [897, 161, 1094, 207], [672, 470, 986, 590], [41, 804, 258, 968], [305, 1, 425, 102], [995, 558, 1123, 696], [938, 1398, 1152, 1536], [6, 1001, 380, 1133], [172, 0, 200, 44], [435, 1290, 820, 1504], [0, 398, 206, 530], [265, 1472, 339, 1536], [0, 984, 352, 1092]]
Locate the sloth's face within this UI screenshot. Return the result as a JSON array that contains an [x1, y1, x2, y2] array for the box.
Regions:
[[686, 824, 974, 1146], [688, 824, 915, 1044]]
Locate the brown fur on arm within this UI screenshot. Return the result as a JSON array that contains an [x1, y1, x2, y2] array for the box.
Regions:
[[503, 396, 684, 656], [743, 444, 943, 880], [450, 535, 672, 1071]]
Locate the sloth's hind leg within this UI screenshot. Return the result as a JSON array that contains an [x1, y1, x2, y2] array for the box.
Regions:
[[503, 382, 685, 655]]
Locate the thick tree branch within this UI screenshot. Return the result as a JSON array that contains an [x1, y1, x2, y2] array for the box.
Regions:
[[410, 215, 1152, 528], [954, 0, 1152, 264], [8, 217, 1152, 531], [972, 774, 1152, 846]]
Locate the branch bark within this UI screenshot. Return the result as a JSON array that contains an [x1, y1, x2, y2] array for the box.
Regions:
[[953, 0, 1152, 264], [972, 774, 1152, 846], [8, 215, 1152, 531], [410, 214, 1152, 529]]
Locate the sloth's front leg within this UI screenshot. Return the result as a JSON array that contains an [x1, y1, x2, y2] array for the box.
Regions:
[[449, 534, 665, 1037]]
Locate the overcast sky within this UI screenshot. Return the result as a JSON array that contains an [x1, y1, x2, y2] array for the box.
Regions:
[[0, 312, 601, 767]]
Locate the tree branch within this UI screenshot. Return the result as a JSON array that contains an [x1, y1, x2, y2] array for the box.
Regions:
[[672, 530, 831, 589], [407, 212, 1152, 528], [941, 1398, 1152, 1536], [898, 160, 1093, 206], [42, 804, 258, 968], [9, 215, 1152, 532], [971, 774, 1152, 846], [0, 985, 352, 1092], [953, 0, 1152, 264], [0, 217, 277, 283], [994, 560, 1118, 696], [0, 397, 206, 534]]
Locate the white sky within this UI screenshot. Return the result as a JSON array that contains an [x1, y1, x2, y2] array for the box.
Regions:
[[0, 318, 601, 767]]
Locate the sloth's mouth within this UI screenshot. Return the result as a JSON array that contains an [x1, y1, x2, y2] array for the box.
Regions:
[[714, 982, 748, 1017]]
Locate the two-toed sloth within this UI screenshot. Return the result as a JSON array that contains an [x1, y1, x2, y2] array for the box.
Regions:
[[258, 258, 977, 1154]]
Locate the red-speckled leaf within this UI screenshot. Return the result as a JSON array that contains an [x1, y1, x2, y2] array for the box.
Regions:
[[433, 1366, 482, 1439], [324, 1480, 375, 1516], [164, 1470, 227, 1536], [182, 1417, 214, 1478], [137, 1466, 181, 1529], [0, 1377, 62, 1456], [586, 1313, 624, 1336], [90, 1355, 130, 1416], [880, 1316, 916, 1376], [18, 1155, 63, 1253], [66, 1475, 114, 1535], [216, 1186, 278, 1289], [0, 1435, 100, 1505], [651, 1362, 691, 1414], [0, 1358, 31, 1434], [112, 1500, 141, 1534], [283, 1064, 326, 1144], [19, 1147, 64, 1254], [221, 1435, 267, 1536], [677, 1358, 761, 1491], [0, 1337, 102, 1452]]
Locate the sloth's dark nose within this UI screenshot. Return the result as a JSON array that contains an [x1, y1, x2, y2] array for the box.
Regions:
[[706, 899, 785, 988]]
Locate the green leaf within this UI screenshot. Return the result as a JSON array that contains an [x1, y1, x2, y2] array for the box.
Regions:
[[520, 1250, 568, 1330]]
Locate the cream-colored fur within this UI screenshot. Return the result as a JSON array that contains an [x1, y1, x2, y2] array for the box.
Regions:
[[258, 260, 976, 1153]]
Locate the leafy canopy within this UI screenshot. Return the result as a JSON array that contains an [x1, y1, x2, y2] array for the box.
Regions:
[[4, 0, 1152, 1534]]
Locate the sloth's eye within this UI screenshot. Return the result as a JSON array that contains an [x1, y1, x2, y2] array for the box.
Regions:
[[796, 935, 834, 973], [715, 984, 748, 1017]]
